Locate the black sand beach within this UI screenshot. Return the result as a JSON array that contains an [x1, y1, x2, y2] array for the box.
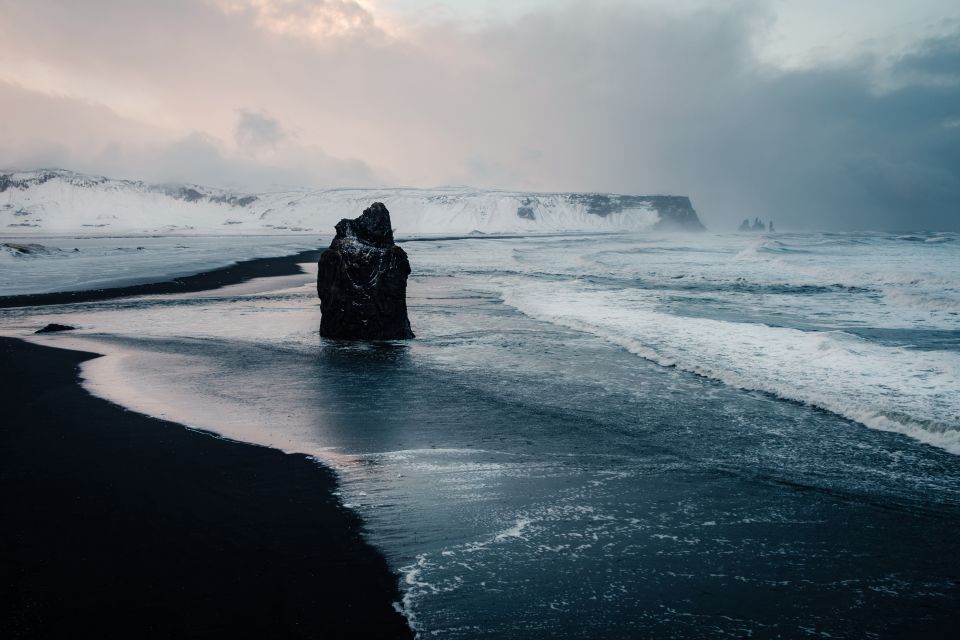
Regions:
[[0, 249, 320, 309], [0, 337, 413, 639]]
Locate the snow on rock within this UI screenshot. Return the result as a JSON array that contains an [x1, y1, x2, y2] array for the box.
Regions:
[[0, 169, 705, 236]]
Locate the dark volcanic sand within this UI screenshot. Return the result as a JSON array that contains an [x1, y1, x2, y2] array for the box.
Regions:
[[0, 337, 412, 640], [0, 249, 320, 308]]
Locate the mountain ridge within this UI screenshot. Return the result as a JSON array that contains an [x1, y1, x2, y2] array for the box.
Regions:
[[1, 168, 705, 235]]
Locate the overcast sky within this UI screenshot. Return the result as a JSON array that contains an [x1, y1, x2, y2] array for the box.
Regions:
[[1, 0, 958, 230]]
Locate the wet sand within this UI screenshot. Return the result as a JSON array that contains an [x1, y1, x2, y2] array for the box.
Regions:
[[0, 249, 320, 308], [0, 337, 413, 639]]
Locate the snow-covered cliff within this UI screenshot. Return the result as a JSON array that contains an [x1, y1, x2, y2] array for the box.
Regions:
[[1, 169, 704, 235]]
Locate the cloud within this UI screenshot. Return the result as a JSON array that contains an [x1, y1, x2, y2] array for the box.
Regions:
[[0, 0, 957, 229], [127, 130, 380, 189], [235, 109, 286, 151], [890, 32, 960, 87], [0, 82, 379, 189], [212, 0, 381, 40]]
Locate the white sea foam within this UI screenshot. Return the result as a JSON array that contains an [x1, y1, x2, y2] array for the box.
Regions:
[[882, 289, 960, 313], [500, 282, 960, 454], [494, 518, 534, 542], [5, 231, 959, 638]]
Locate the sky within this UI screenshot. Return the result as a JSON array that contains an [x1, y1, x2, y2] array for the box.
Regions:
[[0, 0, 958, 230]]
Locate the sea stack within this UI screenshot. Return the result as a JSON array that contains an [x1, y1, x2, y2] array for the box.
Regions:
[[317, 202, 414, 340]]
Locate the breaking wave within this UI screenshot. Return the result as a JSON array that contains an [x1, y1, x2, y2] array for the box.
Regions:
[[499, 282, 960, 455]]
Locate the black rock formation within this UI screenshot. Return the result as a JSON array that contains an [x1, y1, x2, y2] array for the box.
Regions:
[[2, 242, 55, 256], [317, 203, 414, 340], [739, 217, 769, 232], [35, 323, 76, 334], [516, 205, 536, 220], [564, 194, 705, 231]]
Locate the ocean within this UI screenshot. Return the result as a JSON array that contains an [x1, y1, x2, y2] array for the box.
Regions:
[[3, 230, 959, 637]]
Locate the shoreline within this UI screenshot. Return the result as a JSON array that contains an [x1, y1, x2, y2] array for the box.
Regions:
[[4, 235, 959, 637], [0, 248, 321, 309], [0, 337, 413, 638]]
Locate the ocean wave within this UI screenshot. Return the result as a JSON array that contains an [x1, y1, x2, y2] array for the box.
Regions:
[[730, 244, 957, 293], [669, 280, 871, 296], [734, 238, 811, 260], [808, 236, 872, 246], [883, 289, 960, 313], [499, 282, 960, 455], [893, 233, 957, 244]]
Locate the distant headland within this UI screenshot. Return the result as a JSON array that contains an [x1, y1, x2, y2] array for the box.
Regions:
[[1, 168, 706, 235], [738, 217, 775, 232]]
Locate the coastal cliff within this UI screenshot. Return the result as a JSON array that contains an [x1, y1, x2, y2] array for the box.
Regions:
[[1, 169, 706, 235]]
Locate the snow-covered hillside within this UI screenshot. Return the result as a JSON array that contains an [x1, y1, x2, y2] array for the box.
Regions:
[[1, 169, 704, 236]]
